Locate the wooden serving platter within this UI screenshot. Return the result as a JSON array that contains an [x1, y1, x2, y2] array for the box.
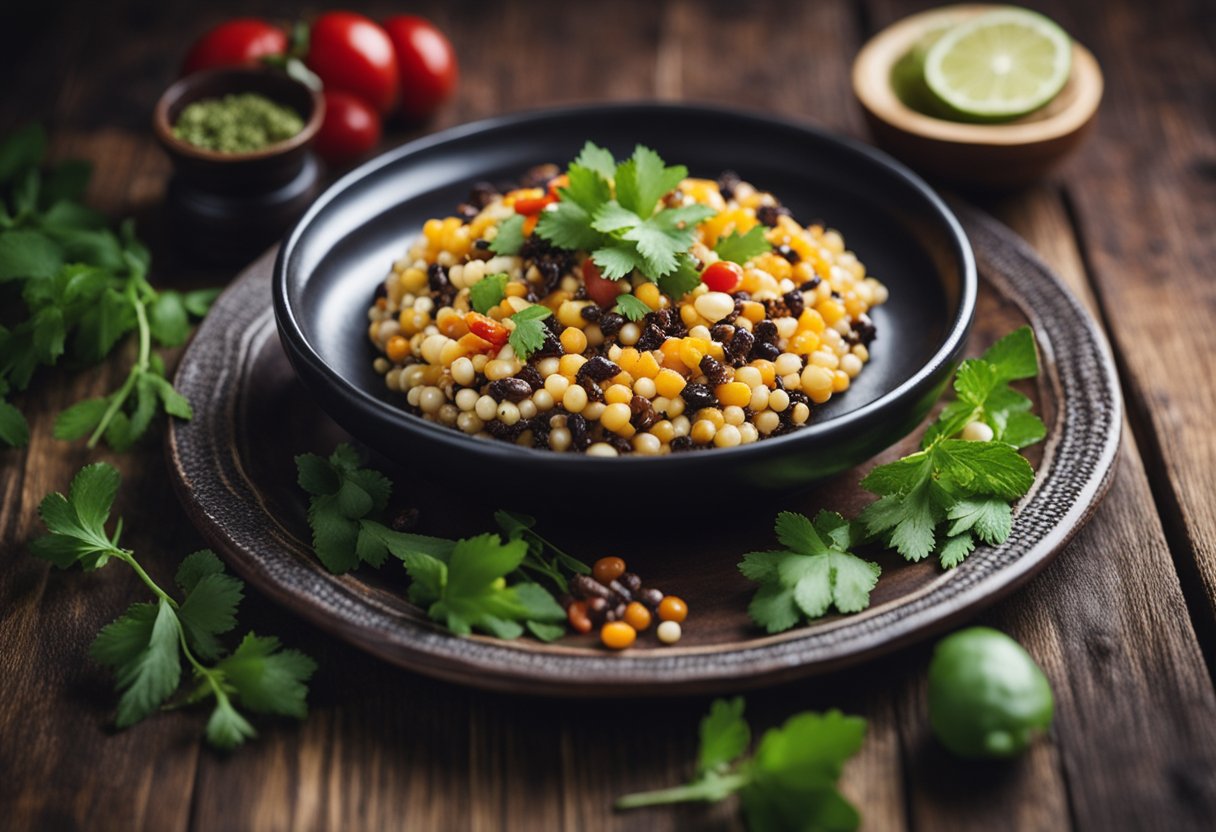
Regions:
[[167, 206, 1120, 696]]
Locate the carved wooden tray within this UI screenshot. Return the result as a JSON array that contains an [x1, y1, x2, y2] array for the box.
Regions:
[[167, 207, 1120, 696]]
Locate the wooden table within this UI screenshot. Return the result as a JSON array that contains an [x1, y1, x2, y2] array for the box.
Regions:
[[3, 1, 1215, 829]]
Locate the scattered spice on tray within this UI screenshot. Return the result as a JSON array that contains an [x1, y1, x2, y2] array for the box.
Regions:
[[567, 557, 688, 648], [173, 92, 303, 153]]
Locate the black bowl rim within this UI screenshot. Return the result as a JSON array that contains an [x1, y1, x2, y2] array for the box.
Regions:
[[273, 101, 977, 468]]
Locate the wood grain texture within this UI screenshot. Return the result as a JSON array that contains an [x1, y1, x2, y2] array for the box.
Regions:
[[2, 0, 1216, 829]]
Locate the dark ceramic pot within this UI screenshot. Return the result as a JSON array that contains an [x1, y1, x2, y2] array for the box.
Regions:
[[153, 66, 325, 266]]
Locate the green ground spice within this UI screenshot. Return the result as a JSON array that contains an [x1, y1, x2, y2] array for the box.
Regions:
[[172, 93, 304, 153]]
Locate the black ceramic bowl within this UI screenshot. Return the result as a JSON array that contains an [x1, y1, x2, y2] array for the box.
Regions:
[[274, 103, 975, 505]]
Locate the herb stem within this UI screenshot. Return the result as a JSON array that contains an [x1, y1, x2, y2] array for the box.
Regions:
[[113, 549, 178, 609], [615, 772, 749, 809], [86, 279, 151, 448]]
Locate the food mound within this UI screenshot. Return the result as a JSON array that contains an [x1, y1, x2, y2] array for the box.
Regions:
[[367, 143, 888, 456]]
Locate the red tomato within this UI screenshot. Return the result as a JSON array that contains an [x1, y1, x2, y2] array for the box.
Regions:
[[181, 19, 287, 76], [583, 259, 627, 307], [701, 261, 743, 293], [307, 12, 399, 115], [382, 15, 459, 121], [314, 91, 381, 164], [513, 195, 555, 215], [465, 313, 510, 346]]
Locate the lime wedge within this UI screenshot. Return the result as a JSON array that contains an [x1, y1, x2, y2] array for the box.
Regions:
[[923, 7, 1072, 122]]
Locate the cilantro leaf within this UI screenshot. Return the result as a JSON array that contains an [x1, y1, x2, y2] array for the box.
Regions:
[[206, 696, 257, 750], [91, 597, 183, 728], [618, 698, 866, 830], [559, 163, 612, 212], [982, 326, 1039, 382], [536, 201, 604, 251], [0, 229, 62, 281], [615, 145, 686, 218], [946, 497, 1013, 545], [0, 397, 30, 447], [740, 511, 880, 633], [713, 226, 771, 264], [613, 293, 651, 322], [507, 304, 552, 361], [29, 462, 121, 569], [176, 550, 243, 661], [214, 633, 317, 719], [699, 696, 751, 775], [591, 243, 644, 280], [469, 272, 509, 314], [572, 141, 617, 181], [489, 214, 526, 255], [656, 254, 704, 300], [297, 444, 395, 573]]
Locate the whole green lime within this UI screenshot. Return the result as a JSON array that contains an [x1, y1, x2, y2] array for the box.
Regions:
[[927, 627, 1054, 759]]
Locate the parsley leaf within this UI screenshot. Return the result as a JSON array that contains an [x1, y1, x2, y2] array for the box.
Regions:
[[536, 200, 604, 251], [489, 213, 526, 255], [572, 141, 617, 181], [713, 226, 771, 264], [296, 445, 393, 573], [613, 293, 651, 322], [615, 145, 687, 218], [468, 272, 509, 314], [739, 511, 881, 633], [617, 697, 866, 832], [507, 304, 553, 361], [656, 253, 705, 300], [858, 327, 1044, 568], [31, 463, 314, 748]]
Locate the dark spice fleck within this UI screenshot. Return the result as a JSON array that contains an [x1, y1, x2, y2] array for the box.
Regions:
[[580, 379, 604, 402], [726, 328, 755, 366], [800, 276, 822, 291], [468, 181, 498, 208], [598, 312, 626, 337], [670, 435, 694, 452], [636, 324, 665, 351], [515, 365, 544, 390], [426, 263, 449, 292], [717, 170, 742, 200], [577, 355, 621, 382], [474, 238, 491, 251], [607, 434, 634, 454], [620, 573, 642, 593], [484, 418, 526, 440], [455, 203, 478, 222], [637, 587, 664, 610], [567, 413, 591, 450], [756, 203, 791, 227], [608, 579, 634, 604], [753, 319, 779, 344], [519, 163, 560, 189], [776, 244, 801, 264], [629, 395, 657, 431], [710, 323, 735, 344], [699, 355, 731, 385], [586, 596, 610, 625], [580, 304, 602, 322], [680, 383, 717, 411], [571, 574, 612, 601], [752, 341, 780, 361], [783, 290, 805, 318], [850, 313, 877, 346]]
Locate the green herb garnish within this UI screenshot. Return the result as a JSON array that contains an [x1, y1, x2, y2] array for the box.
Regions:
[[488, 213, 526, 255], [537, 142, 715, 282], [469, 272, 509, 314], [617, 697, 867, 831], [507, 304, 553, 361], [0, 124, 215, 450], [613, 293, 651, 322], [30, 463, 315, 749], [739, 511, 881, 633], [714, 226, 772, 264], [858, 327, 1043, 567]]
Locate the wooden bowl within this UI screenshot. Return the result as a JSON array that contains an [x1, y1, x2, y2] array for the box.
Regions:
[[852, 4, 1103, 189]]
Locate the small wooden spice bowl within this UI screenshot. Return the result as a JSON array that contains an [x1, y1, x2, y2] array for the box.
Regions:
[[852, 4, 1103, 189], [153, 67, 325, 265]]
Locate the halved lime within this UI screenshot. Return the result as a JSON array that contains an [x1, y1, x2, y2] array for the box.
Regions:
[[923, 7, 1072, 122]]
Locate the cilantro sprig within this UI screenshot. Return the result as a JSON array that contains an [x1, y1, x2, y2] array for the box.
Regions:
[[739, 511, 881, 633], [506, 304, 552, 361], [30, 463, 316, 749], [617, 697, 867, 832], [612, 293, 652, 322], [468, 272, 509, 314], [858, 327, 1043, 567], [537, 142, 714, 284], [714, 226, 772, 264], [296, 445, 588, 642], [0, 124, 216, 450]]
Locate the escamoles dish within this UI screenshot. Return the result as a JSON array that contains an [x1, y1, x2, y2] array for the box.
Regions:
[[366, 143, 889, 456], [273, 103, 975, 503]]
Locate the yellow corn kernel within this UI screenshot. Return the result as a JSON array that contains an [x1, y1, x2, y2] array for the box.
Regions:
[[817, 298, 846, 326], [832, 370, 851, 393], [716, 382, 752, 408], [750, 360, 776, 387], [788, 331, 821, 355], [505, 281, 528, 298], [635, 282, 662, 311], [798, 308, 826, 334], [659, 339, 686, 372], [436, 308, 468, 338], [679, 341, 705, 371], [740, 301, 766, 323], [616, 347, 641, 374], [559, 354, 587, 376], [557, 300, 590, 328], [401, 267, 428, 293], [605, 384, 633, 405], [683, 178, 726, 209], [800, 365, 834, 395], [560, 327, 588, 355], [655, 368, 687, 398], [423, 218, 445, 240], [600, 402, 634, 434], [650, 420, 676, 444], [844, 293, 867, 318], [611, 371, 634, 389], [696, 407, 725, 430], [633, 351, 661, 379], [691, 419, 717, 445], [754, 252, 792, 281], [679, 303, 700, 328]]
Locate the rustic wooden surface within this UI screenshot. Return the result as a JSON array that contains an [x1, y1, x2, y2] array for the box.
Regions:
[[2, 0, 1215, 829]]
